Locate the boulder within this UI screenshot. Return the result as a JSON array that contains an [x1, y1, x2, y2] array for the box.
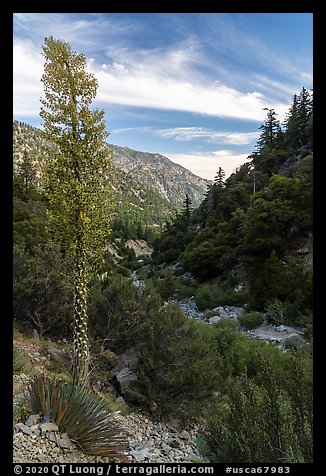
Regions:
[[47, 345, 70, 369], [25, 414, 41, 427], [39, 422, 59, 433], [213, 306, 244, 319], [209, 316, 221, 324]]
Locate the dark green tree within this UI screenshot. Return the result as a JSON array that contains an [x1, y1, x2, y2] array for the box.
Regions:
[[182, 193, 192, 218], [40, 37, 116, 386], [257, 108, 283, 152], [214, 167, 226, 187], [15, 149, 38, 198], [297, 87, 313, 147]]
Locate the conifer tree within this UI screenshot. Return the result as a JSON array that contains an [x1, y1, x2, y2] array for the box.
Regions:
[[40, 37, 116, 386], [284, 94, 300, 149], [257, 108, 283, 151], [16, 149, 37, 196], [183, 193, 192, 218], [214, 167, 226, 187]]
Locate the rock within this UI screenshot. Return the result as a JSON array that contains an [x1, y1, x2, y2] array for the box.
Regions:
[[39, 422, 59, 433], [116, 367, 138, 394], [170, 297, 200, 319], [47, 345, 70, 369], [126, 239, 153, 258], [57, 437, 73, 449], [116, 346, 138, 371], [180, 430, 190, 440], [213, 306, 244, 319], [37, 455, 48, 463], [115, 348, 139, 394], [46, 433, 57, 443], [16, 423, 34, 436], [116, 396, 127, 406], [32, 329, 40, 340], [25, 414, 41, 427], [297, 247, 309, 255], [209, 316, 221, 324], [275, 325, 287, 332], [234, 284, 245, 293]]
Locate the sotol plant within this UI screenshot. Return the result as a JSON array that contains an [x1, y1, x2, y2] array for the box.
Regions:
[[29, 376, 128, 460]]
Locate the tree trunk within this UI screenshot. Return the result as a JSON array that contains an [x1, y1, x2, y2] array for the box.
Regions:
[[72, 244, 90, 387]]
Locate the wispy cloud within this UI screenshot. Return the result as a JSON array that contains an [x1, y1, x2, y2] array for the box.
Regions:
[[13, 33, 290, 122], [90, 58, 286, 121], [156, 127, 260, 145], [13, 13, 311, 126], [166, 150, 250, 180]]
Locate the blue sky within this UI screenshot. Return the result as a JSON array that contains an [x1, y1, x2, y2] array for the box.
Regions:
[[13, 13, 313, 180]]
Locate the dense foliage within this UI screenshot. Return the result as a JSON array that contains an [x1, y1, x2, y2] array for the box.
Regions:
[[153, 88, 313, 330]]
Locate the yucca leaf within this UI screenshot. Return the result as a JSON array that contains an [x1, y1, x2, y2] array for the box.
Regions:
[[13, 347, 31, 374], [29, 376, 128, 459]]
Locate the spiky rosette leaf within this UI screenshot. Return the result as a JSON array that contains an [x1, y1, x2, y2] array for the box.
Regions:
[[29, 376, 128, 459], [13, 347, 31, 374]]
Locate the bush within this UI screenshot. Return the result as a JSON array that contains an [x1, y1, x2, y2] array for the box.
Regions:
[[265, 298, 289, 325], [194, 283, 228, 310], [128, 306, 226, 419], [88, 274, 162, 352], [214, 318, 240, 332], [13, 347, 31, 374], [238, 312, 265, 330], [13, 242, 74, 338], [13, 393, 31, 423], [194, 281, 248, 311], [144, 268, 193, 301], [203, 349, 313, 463]]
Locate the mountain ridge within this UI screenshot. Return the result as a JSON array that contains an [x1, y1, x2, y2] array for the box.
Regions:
[[13, 120, 210, 208]]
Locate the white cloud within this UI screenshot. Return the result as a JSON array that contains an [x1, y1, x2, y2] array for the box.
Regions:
[[13, 38, 289, 122], [156, 127, 260, 145], [13, 41, 43, 116], [166, 151, 250, 180], [91, 58, 286, 121]]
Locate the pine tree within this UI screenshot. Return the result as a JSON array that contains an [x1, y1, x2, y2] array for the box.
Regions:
[[183, 193, 192, 218], [16, 149, 37, 196], [284, 94, 300, 150], [40, 37, 116, 386], [284, 88, 313, 150], [214, 167, 226, 187], [297, 87, 313, 147], [257, 108, 283, 152]]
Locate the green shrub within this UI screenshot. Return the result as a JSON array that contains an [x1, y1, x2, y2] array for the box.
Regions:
[[13, 242, 74, 338], [194, 281, 248, 311], [29, 376, 128, 459], [282, 336, 306, 352], [144, 268, 193, 300], [265, 298, 289, 325], [214, 318, 240, 332], [238, 312, 265, 330], [13, 347, 31, 374], [88, 274, 162, 352], [203, 349, 313, 463], [128, 306, 226, 419], [194, 283, 228, 310], [13, 394, 31, 423]]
